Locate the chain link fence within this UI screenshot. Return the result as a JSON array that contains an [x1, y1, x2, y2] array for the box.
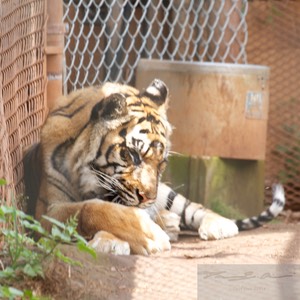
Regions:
[[0, 0, 296, 211], [247, 0, 300, 211], [63, 0, 300, 211], [63, 0, 248, 91], [0, 0, 47, 205]]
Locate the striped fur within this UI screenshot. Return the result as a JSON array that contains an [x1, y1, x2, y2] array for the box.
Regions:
[[24, 79, 285, 254], [147, 182, 285, 236]]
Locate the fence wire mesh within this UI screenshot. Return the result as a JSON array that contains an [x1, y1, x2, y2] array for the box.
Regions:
[[63, 0, 300, 211], [0, 0, 47, 205], [247, 0, 300, 211], [63, 0, 248, 91], [1, 0, 297, 212]]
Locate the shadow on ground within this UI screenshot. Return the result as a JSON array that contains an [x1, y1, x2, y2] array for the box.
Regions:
[[37, 222, 300, 300]]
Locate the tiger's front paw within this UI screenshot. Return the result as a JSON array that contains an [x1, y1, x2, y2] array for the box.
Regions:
[[88, 231, 130, 255], [199, 213, 238, 240], [129, 209, 171, 255], [154, 209, 180, 242], [80, 201, 171, 255]]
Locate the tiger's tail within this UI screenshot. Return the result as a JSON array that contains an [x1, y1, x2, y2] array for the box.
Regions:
[[235, 184, 285, 230]]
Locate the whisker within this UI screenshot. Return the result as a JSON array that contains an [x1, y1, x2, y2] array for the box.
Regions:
[[111, 195, 120, 203], [172, 184, 185, 191], [153, 201, 165, 212], [94, 178, 114, 192], [91, 167, 124, 190], [90, 166, 135, 204], [147, 204, 169, 229], [168, 151, 183, 157]]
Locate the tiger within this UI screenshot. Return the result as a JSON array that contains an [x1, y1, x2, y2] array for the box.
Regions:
[[23, 79, 285, 255]]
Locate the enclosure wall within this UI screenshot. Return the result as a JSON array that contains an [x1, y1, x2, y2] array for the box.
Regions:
[[0, 0, 47, 205], [247, 1, 300, 210]]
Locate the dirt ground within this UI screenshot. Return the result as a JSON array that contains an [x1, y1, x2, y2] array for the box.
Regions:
[[35, 221, 300, 300]]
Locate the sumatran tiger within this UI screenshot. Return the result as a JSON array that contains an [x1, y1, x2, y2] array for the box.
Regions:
[[23, 79, 285, 255]]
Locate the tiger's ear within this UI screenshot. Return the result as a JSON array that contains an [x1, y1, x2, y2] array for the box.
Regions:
[[91, 93, 127, 121], [141, 79, 169, 107]]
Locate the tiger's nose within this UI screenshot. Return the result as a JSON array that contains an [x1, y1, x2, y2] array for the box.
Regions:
[[137, 189, 157, 203], [139, 192, 148, 203]]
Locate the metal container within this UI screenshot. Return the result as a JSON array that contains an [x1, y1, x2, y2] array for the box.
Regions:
[[136, 59, 269, 160]]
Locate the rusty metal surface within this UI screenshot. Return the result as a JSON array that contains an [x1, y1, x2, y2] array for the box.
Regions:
[[0, 0, 47, 204], [136, 60, 269, 160], [247, 0, 300, 210]]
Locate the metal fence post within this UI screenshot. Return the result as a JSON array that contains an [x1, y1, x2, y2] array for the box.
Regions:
[[46, 0, 65, 110]]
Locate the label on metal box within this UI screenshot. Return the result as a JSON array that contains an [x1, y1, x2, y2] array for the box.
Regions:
[[245, 91, 265, 119]]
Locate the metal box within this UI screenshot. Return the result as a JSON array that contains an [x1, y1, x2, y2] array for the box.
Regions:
[[136, 59, 269, 160]]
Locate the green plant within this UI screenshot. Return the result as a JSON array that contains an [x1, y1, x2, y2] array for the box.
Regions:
[[0, 286, 38, 300], [0, 179, 96, 299]]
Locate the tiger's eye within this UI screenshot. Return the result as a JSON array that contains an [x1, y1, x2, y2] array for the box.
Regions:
[[120, 148, 130, 162], [129, 148, 142, 165], [158, 159, 168, 173], [151, 140, 164, 156], [120, 148, 141, 165]]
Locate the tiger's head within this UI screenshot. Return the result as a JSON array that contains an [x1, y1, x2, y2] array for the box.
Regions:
[[84, 79, 172, 208]]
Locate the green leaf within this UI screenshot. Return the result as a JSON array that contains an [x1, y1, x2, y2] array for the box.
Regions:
[[22, 220, 48, 236], [18, 247, 39, 262], [8, 286, 24, 297], [0, 286, 24, 298], [0, 205, 92, 287], [77, 241, 97, 259], [65, 224, 76, 237], [37, 237, 56, 252], [23, 289, 34, 298], [54, 249, 82, 267], [0, 267, 15, 279], [0, 205, 15, 215], [42, 215, 66, 230], [0, 178, 6, 186], [73, 232, 87, 244], [26, 263, 44, 279], [51, 226, 71, 243], [0, 213, 5, 222], [23, 263, 39, 277]]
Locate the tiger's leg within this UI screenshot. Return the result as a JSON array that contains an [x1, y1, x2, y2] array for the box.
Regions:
[[42, 199, 171, 255], [88, 231, 130, 255], [152, 183, 238, 240], [153, 209, 181, 241]]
